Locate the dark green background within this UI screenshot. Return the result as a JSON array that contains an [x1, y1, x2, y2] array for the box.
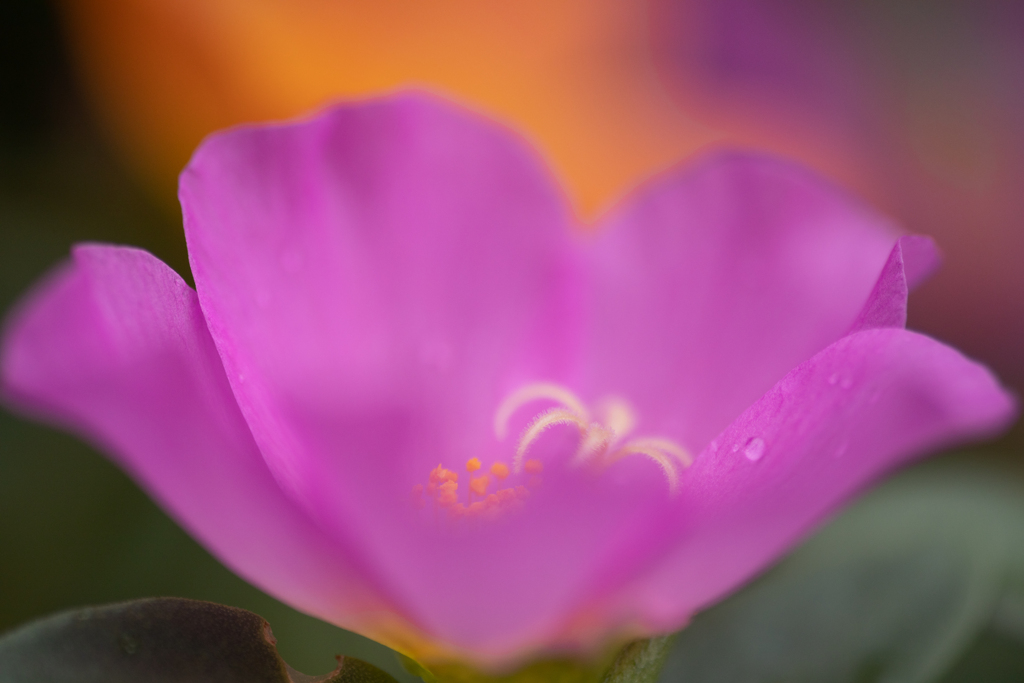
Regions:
[[2, 2, 1024, 681]]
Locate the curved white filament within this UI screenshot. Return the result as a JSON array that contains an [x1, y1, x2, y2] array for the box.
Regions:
[[494, 383, 590, 440], [624, 437, 693, 469], [572, 425, 613, 466], [513, 407, 588, 473], [607, 443, 681, 493]]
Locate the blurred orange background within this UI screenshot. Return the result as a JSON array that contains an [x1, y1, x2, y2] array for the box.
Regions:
[[59, 0, 1024, 397]]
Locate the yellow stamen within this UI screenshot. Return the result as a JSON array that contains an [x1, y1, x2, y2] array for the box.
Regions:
[[490, 461, 510, 479], [466, 457, 481, 472], [494, 382, 590, 440]]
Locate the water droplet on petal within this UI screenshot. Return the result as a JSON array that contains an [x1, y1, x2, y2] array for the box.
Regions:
[[827, 373, 839, 386], [743, 437, 766, 462], [708, 439, 719, 455]]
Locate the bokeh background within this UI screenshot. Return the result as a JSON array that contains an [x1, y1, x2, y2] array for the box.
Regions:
[[2, 1, 1024, 680]]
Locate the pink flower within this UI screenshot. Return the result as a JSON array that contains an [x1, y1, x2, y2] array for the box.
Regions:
[[0, 93, 1015, 668]]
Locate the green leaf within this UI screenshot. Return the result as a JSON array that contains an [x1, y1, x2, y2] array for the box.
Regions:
[[0, 597, 400, 683], [601, 636, 675, 683], [660, 457, 1024, 683]]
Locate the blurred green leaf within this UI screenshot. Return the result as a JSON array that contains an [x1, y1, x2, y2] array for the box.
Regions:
[[659, 457, 1024, 683], [0, 597, 399, 683], [601, 636, 675, 683]]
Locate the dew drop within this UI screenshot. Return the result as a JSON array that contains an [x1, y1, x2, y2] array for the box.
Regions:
[[743, 437, 766, 462], [827, 373, 839, 386]]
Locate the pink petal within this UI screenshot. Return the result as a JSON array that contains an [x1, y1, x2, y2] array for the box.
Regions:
[[849, 234, 941, 333], [179, 94, 626, 658], [179, 91, 581, 513], [582, 152, 900, 451], [601, 327, 1016, 633], [0, 245, 384, 635]]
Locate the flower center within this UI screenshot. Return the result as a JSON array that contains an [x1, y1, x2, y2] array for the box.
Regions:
[[411, 382, 691, 521]]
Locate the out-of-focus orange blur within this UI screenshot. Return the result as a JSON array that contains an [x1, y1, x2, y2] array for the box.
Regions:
[[59, 0, 1024, 396], [60, 0, 720, 217]]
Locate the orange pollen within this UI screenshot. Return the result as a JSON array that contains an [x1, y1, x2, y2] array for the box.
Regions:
[[490, 462, 510, 479], [524, 459, 544, 475], [414, 466, 530, 522], [466, 457, 482, 472], [470, 475, 490, 496], [429, 464, 459, 484]]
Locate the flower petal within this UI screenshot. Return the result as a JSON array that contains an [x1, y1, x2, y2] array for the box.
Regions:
[[0, 245, 383, 635], [583, 152, 900, 451], [179, 92, 581, 507], [602, 327, 1016, 633], [848, 234, 940, 333], [179, 95, 606, 661]]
